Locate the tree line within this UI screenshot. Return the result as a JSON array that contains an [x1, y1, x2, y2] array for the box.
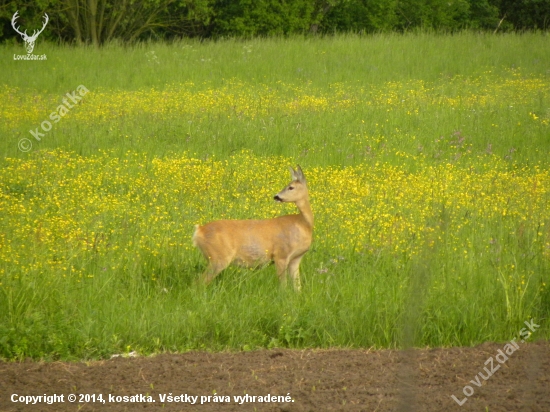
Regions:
[[1, 0, 549, 46]]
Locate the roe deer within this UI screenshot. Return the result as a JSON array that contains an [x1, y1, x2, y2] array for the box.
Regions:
[[192, 165, 313, 290]]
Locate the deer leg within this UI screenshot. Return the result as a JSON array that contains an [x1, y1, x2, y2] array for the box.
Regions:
[[201, 259, 230, 284], [275, 258, 289, 287], [288, 255, 303, 291]]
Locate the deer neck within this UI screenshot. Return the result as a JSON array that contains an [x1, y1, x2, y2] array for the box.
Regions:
[[295, 196, 313, 228]]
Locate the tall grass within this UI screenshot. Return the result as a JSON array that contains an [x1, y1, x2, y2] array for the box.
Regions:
[[2, 32, 550, 91], [0, 32, 549, 360]]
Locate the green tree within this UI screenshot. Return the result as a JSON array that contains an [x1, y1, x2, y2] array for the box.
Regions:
[[321, 0, 399, 33], [212, 0, 317, 36], [164, 0, 214, 37], [62, 0, 176, 46], [396, 0, 471, 30], [467, 0, 500, 30], [491, 0, 550, 30]]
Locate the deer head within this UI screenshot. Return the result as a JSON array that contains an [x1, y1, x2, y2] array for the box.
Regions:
[[11, 11, 49, 54]]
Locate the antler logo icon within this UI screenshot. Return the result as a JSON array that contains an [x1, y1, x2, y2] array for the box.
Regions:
[[11, 11, 49, 54]]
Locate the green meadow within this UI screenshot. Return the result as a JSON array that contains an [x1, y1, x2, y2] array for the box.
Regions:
[[0, 32, 549, 360]]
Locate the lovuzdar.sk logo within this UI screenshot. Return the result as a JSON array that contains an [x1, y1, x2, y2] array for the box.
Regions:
[[12, 11, 48, 60]]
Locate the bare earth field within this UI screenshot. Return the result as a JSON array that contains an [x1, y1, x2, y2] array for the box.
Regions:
[[1, 341, 549, 412]]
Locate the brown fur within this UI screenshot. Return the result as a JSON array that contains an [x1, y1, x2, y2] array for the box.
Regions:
[[193, 166, 313, 290]]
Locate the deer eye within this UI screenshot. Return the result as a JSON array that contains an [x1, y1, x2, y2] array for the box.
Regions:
[[288, 186, 294, 190]]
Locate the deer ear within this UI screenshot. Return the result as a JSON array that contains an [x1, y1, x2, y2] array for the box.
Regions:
[[295, 165, 306, 183], [289, 166, 297, 180]]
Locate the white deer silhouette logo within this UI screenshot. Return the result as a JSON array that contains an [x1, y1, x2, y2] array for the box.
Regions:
[[11, 11, 49, 54]]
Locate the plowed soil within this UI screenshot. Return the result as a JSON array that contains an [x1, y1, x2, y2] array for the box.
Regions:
[[1, 341, 549, 411]]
